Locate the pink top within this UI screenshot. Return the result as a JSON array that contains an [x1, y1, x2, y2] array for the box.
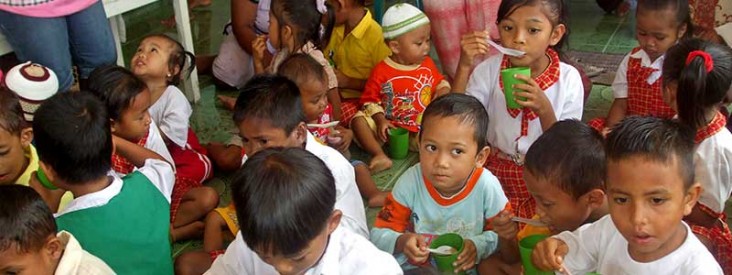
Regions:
[[0, 0, 97, 18]]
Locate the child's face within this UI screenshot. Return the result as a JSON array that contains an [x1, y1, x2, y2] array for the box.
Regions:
[[0, 127, 32, 185], [131, 36, 176, 81], [497, 4, 565, 69], [607, 156, 699, 262], [389, 24, 432, 65], [299, 79, 329, 123], [419, 115, 489, 196], [524, 170, 600, 234], [635, 7, 687, 62], [0, 237, 62, 275], [238, 117, 306, 156], [111, 89, 152, 142]]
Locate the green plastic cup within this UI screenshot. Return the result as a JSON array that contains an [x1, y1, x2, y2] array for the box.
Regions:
[[519, 234, 553, 275], [36, 169, 58, 190], [501, 67, 531, 109], [388, 128, 409, 159], [430, 233, 465, 275]]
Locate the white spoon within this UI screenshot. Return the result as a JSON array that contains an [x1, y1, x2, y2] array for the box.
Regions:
[[486, 39, 526, 57], [307, 121, 340, 129], [511, 216, 548, 227], [428, 245, 457, 255]]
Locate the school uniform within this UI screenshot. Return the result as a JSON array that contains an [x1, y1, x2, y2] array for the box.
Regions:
[[53, 231, 115, 275]]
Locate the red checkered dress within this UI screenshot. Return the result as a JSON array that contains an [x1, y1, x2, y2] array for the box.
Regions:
[[485, 49, 560, 224]]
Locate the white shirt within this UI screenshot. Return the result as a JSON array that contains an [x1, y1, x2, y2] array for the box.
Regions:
[[612, 49, 665, 99], [149, 85, 192, 148], [54, 231, 115, 275], [205, 227, 403, 275], [146, 119, 174, 165], [55, 159, 175, 217], [555, 215, 722, 275], [466, 54, 584, 154], [695, 128, 732, 213]]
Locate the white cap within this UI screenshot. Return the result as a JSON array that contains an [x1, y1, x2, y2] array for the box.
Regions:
[[381, 3, 430, 40], [5, 62, 58, 121]]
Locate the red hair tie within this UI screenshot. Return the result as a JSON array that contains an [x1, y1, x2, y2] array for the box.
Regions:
[[685, 50, 714, 73]]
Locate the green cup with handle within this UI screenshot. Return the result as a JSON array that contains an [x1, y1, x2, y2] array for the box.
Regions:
[[519, 234, 554, 275]]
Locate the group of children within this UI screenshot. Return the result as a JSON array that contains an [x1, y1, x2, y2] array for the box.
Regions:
[[0, 0, 731, 274]]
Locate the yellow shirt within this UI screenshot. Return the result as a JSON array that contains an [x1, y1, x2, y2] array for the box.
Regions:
[[324, 9, 391, 99], [17, 144, 73, 212]]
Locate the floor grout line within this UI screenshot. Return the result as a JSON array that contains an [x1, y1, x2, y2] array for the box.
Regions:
[[602, 15, 627, 53]]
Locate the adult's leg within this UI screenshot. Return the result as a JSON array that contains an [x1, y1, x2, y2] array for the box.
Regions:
[[66, 0, 117, 90]]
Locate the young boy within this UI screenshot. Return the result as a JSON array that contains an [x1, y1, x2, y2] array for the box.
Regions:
[[206, 147, 401, 274], [0, 88, 35, 186], [354, 3, 450, 173], [370, 93, 510, 273], [0, 185, 114, 274], [33, 92, 176, 274], [532, 116, 722, 274], [482, 120, 608, 274]]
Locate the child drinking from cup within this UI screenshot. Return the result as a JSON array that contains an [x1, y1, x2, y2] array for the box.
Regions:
[[370, 94, 510, 274], [353, 3, 450, 173], [453, 0, 584, 222], [532, 116, 722, 274]]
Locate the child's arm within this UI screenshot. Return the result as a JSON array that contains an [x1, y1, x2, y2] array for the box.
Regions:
[[492, 210, 521, 263], [113, 135, 170, 168], [605, 54, 631, 132], [532, 237, 570, 272], [113, 135, 176, 200], [335, 69, 367, 91], [230, 0, 259, 55], [327, 88, 343, 121], [329, 126, 353, 153], [157, 88, 193, 148], [252, 35, 268, 74], [513, 75, 557, 131], [604, 98, 628, 132], [452, 31, 491, 93]]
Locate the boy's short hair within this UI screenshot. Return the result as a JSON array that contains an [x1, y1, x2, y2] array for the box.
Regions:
[[525, 120, 606, 199], [233, 75, 306, 134], [0, 185, 57, 253], [88, 65, 148, 121], [277, 53, 326, 86], [232, 147, 336, 255], [33, 92, 113, 184], [0, 87, 27, 135], [420, 93, 489, 148], [606, 116, 695, 189]]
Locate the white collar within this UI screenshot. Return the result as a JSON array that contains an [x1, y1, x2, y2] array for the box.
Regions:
[[629, 49, 665, 69], [54, 171, 122, 218]]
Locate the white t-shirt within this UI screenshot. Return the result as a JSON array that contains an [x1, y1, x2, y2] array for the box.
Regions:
[[205, 227, 402, 275], [148, 85, 192, 148], [555, 215, 722, 275], [612, 49, 665, 99], [54, 231, 115, 275], [695, 128, 732, 213], [146, 120, 174, 166]]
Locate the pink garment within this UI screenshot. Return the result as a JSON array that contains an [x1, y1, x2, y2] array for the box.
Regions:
[[423, 0, 501, 80], [0, 0, 97, 18]]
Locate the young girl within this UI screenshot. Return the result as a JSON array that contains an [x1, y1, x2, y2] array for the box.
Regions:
[[588, 0, 691, 134], [130, 35, 219, 242], [662, 38, 732, 274], [452, 0, 584, 221]]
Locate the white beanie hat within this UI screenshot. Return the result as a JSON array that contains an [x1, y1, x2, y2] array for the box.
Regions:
[[381, 3, 430, 40], [5, 62, 58, 122]]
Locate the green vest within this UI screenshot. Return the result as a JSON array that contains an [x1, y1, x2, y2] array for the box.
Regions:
[[56, 172, 173, 275]]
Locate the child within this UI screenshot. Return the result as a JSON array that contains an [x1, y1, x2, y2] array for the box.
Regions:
[[354, 3, 450, 173], [453, 0, 584, 221], [371, 93, 510, 273], [0, 88, 36, 186], [588, 0, 691, 133], [532, 116, 722, 274], [325, 0, 391, 125], [481, 119, 608, 274], [4, 61, 57, 122], [131, 35, 219, 241], [0, 185, 114, 274], [33, 92, 176, 274], [206, 147, 401, 274], [661, 38, 732, 273]]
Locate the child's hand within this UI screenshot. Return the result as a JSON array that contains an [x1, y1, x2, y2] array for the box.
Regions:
[[458, 31, 491, 69], [330, 126, 353, 153], [493, 210, 518, 240], [403, 233, 430, 264], [513, 74, 553, 116], [454, 239, 477, 272], [531, 237, 569, 272], [252, 35, 267, 61], [376, 119, 396, 143]]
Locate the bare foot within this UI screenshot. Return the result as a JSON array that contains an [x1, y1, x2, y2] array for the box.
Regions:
[[369, 154, 393, 173], [217, 95, 237, 110], [367, 191, 389, 207]]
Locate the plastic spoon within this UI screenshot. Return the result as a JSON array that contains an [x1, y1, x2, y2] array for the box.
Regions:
[[511, 216, 547, 227], [307, 121, 340, 129], [486, 39, 526, 57], [428, 245, 457, 255]]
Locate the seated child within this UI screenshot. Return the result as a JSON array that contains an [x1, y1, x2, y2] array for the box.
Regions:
[[532, 116, 722, 274], [206, 147, 401, 274], [480, 119, 608, 274], [371, 93, 510, 273], [4, 61, 58, 122], [33, 92, 176, 274], [0, 185, 114, 274], [131, 35, 218, 241], [354, 3, 450, 173]]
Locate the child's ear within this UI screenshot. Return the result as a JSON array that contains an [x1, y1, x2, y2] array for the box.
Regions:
[[387, 40, 400, 55], [292, 122, 308, 146], [683, 182, 702, 216], [584, 188, 606, 209], [110, 119, 119, 134], [475, 146, 490, 168], [327, 210, 343, 234], [549, 24, 567, 46], [44, 235, 63, 261], [20, 127, 33, 148], [168, 64, 181, 81]]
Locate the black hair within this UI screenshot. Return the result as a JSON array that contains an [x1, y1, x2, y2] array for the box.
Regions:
[[525, 120, 606, 199], [0, 87, 27, 135], [636, 0, 693, 39], [233, 75, 306, 134], [141, 34, 196, 86], [271, 0, 335, 50], [33, 92, 112, 184], [496, 0, 570, 61], [663, 38, 732, 129], [420, 93, 490, 149], [0, 185, 57, 254], [606, 116, 695, 189], [277, 53, 327, 86], [232, 147, 335, 256], [88, 65, 148, 121]]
